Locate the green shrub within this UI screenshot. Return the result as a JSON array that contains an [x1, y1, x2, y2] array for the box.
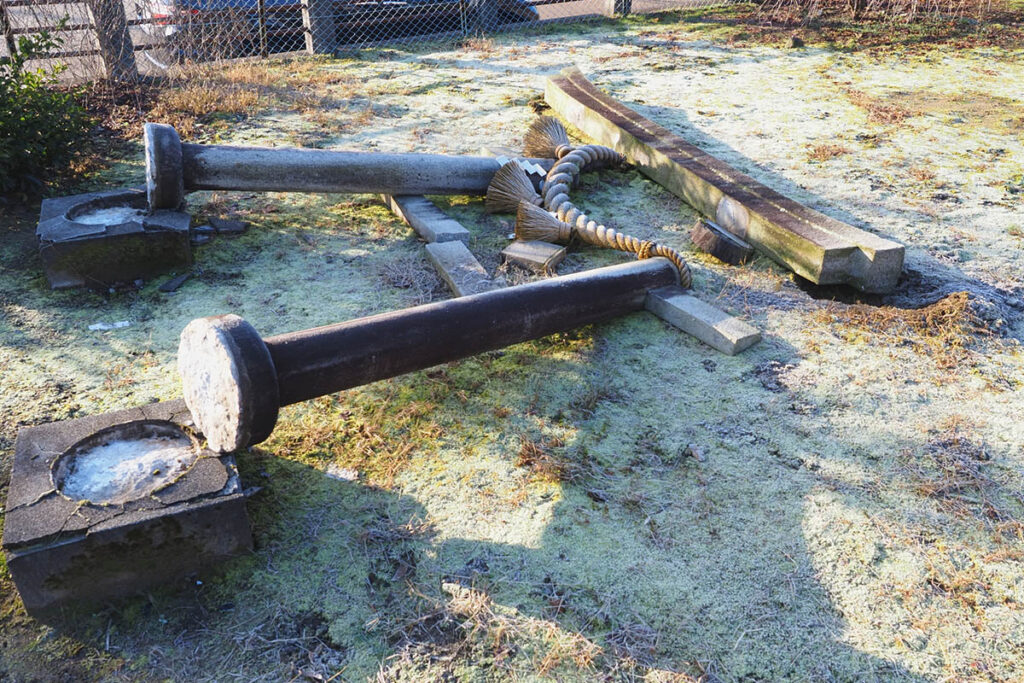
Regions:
[[0, 23, 92, 196]]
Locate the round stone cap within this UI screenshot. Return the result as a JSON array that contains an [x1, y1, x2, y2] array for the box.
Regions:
[[145, 122, 185, 211], [178, 314, 280, 453]]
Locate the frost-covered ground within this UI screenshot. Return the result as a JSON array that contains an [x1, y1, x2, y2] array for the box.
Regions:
[[2, 12, 1023, 681]]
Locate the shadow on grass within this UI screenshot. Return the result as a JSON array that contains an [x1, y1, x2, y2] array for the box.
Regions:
[[4, 317, 936, 681]]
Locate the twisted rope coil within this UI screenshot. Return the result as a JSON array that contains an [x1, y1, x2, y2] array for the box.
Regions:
[[532, 125, 692, 288]]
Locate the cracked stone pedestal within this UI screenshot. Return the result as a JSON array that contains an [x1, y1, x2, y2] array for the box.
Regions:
[[37, 188, 192, 289], [1, 400, 251, 620]]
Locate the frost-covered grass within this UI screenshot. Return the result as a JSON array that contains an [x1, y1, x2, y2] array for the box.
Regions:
[[2, 9, 1024, 681]]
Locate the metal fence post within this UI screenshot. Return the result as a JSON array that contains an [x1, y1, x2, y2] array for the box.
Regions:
[[84, 0, 139, 82], [1, 0, 18, 59], [257, 0, 269, 58], [604, 0, 631, 16], [302, 0, 336, 54]]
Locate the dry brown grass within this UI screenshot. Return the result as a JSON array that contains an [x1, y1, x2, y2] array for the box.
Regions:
[[211, 59, 357, 90], [149, 83, 261, 139], [898, 417, 1024, 538], [377, 254, 447, 306], [516, 434, 570, 483], [758, 0, 1004, 24], [909, 166, 937, 182], [844, 88, 912, 124], [267, 391, 442, 487], [144, 59, 376, 141], [807, 143, 852, 162], [605, 622, 659, 665], [379, 580, 607, 680], [813, 291, 987, 368], [459, 36, 497, 54]]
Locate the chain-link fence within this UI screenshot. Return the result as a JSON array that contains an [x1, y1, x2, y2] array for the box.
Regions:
[[1, 0, 728, 83]]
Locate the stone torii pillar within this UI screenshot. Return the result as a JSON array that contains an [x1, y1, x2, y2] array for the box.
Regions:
[[178, 259, 680, 452]]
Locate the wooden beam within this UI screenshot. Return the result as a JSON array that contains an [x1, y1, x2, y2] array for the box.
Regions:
[[302, 0, 337, 55], [1, 0, 18, 59], [690, 217, 754, 265], [544, 67, 904, 293], [83, 0, 138, 82]]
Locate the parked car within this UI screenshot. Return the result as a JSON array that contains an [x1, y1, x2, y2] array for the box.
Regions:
[[139, 0, 538, 62]]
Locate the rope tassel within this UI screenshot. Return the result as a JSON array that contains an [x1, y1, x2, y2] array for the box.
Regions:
[[515, 201, 692, 289], [524, 116, 574, 159], [524, 117, 625, 171], [485, 162, 543, 214]]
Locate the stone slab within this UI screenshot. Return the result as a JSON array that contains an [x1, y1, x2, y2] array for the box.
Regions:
[[382, 194, 470, 244], [2, 400, 251, 619], [209, 217, 249, 235], [544, 67, 904, 293], [501, 240, 566, 274], [425, 241, 505, 297], [645, 285, 761, 356]]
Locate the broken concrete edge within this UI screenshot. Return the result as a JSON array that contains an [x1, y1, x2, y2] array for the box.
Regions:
[[381, 194, 471, 244], [544, 66, 905, 294], [36, 188, 193, 290], [424, 241, 506, 297], [645, 285, 761, 356], [479, 147, 550, 193], [2, 399, 252, 619], [690, 218, 754, 266]]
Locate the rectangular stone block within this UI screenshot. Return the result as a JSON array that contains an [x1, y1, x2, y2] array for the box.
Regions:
[[425, 241, 505, 297], [645, 285, 761, 356], [501, 240, 566, 274], [2, 400, 251, 619], [381, 194, 470, 244]]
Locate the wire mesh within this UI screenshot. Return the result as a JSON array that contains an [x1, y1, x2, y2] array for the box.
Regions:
[[1, 0, 729, 82]]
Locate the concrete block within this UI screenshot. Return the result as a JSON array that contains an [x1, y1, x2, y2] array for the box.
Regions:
[[2, 400, 251, 619], [501, 240, 566, 274], [382, 195, 470, 244], [425, 241, 505, 297], [645, 285, 761, 355], [36, 188, 191, 289]]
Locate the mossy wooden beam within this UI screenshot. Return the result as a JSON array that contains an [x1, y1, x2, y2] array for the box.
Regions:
[[544, 67, 904, 293]]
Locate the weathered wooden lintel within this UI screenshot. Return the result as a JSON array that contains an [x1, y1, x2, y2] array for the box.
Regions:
[[544, 67, 904, 293]]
